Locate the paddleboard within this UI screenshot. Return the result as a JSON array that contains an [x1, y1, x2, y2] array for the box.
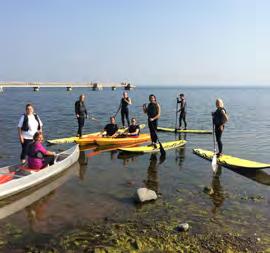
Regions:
[[193, 148, 270, 170], [157, 127, 212, 134], [118, 140, 186, 153]]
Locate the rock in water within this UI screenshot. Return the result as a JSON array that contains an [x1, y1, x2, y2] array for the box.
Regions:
[[177, 223, 190, 232], [136, 188, 158, 202]]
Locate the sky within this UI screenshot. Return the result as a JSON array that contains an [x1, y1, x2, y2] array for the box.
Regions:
[[0, 0, 269, 86]]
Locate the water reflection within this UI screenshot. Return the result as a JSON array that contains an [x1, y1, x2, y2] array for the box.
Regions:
[[78, 151, 88, 181], [175, 133, 186, 169], [209, 166, 225, 214], [144, 154, 165, 194], [117, 151, 143, 166], [230, 168, 270, 186]]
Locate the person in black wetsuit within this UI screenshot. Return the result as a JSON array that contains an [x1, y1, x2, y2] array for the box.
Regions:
[[124, 118, 140, 136], [143, 94, 161, 146], [177, 93, 187, 130], [75, 94, 88, 137], [212, 98, 228, 157], [116, 92, 132, 127], [102, 116, 119, 137]]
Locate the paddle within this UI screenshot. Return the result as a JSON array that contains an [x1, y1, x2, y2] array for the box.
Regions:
[[175, 97, 179, 132], [149, 120, 166, 157], [211, 117, 218, 173]]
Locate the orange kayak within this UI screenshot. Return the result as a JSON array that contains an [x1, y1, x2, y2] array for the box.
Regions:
[[95, 134, 151, 146]]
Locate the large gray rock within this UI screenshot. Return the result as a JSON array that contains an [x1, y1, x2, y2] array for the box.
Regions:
[[136, 187, 158, 202]]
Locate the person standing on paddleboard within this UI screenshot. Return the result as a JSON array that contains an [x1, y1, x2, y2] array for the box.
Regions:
[[177, 93, 187, 130], [143, 94, 161, 147], [18, 103, 43, 164], [115, 91, 132, 128], [75, 94, 88, 137], [212, 98, 228, 157]]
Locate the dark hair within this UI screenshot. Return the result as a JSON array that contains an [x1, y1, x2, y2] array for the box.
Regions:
[[180, 93, 184, 97], [149, 94, 156, 101], [26, 103, 33, 109], [110, 116, 116, 121], [33, 132, 42, 141]]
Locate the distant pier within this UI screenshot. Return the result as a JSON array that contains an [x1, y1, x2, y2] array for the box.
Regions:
[[0, 82, 135, 92]]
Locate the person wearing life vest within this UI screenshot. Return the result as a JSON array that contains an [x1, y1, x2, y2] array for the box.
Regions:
[[212, 98, 228, 157], [18, 104, 43, 164], [143, 94, 161, 146], [177, 93, 187, 130], [124, 118, 140, 137], [75, 94, 88, 137], [28, 132, 56, 170], [102, 116, 119, 137]]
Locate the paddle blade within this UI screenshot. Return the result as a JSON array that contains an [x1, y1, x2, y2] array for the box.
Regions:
[[159, 141, 166, 158], [211, 153, 218, 173]]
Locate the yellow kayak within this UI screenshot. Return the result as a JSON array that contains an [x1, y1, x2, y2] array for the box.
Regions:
[[193, 148, 270, 170], [118, 140, 186, 153], [47, 132, 101, 145], [95, 133, 151, 146], [157, 127, 212, 134]]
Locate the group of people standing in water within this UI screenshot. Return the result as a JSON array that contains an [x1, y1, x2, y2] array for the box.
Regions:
[[17, 91, 228, 169]]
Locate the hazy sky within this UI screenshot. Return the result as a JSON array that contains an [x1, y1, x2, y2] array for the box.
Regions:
[[0, 0, 269, 86]]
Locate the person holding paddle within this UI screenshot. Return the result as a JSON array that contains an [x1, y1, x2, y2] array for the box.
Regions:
[[115, 91, 132, 128], [177, 93, 187, 130], [75, 94, 88, 137], [212, 98, 228, 157], [123, 118, 140, 137], [143, 94, 161, 147]]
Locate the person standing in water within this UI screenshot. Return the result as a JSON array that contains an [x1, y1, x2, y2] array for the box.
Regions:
[[75, 94, 88, 137], [18, 103, 43, 164], [177, 93, 187, 130], [212, 98, 228, 157], [116, 91, 132, 128], [143, 94, 161, 146]]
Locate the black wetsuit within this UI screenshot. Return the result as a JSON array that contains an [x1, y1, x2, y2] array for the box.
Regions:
[[213, 108, 227, 154], [75, 100, 88, 137], [178, 98, 187, 129], [120, 98, 130, 127], [128, 124, 140, 136], [147, 103, 159, 143], [104, 123, 119, 136]]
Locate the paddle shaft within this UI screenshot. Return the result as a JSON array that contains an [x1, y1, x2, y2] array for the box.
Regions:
[[149, 120, 166, 157], [175, 98, 179, 130]]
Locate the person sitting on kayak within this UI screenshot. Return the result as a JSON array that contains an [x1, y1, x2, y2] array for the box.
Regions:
[[212, 98, 228, 157], [102, 116, 119, 137], [27, 132, 56, 170], [124, 118, 140, 137]]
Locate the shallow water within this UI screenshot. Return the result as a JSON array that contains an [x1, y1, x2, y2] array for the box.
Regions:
[[0, 87, 269, 248]]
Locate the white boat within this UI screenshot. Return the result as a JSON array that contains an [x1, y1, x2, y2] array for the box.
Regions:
[[0, 145, 80, 200], [0, 161, 80, 219]]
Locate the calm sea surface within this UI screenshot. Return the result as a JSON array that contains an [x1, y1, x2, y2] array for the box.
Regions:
[[0, 87, 269, 247]]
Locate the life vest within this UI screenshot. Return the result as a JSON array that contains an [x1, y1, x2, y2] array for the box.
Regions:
[[213, 108, 228, 126], [21, 113, 41, 131], [28, 142, 44, 159]]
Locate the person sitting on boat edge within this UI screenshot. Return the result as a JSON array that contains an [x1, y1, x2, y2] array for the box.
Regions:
[[124, 118, 140, 137], [102, 116, 119, 137], [27, 132, 56, 170]]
